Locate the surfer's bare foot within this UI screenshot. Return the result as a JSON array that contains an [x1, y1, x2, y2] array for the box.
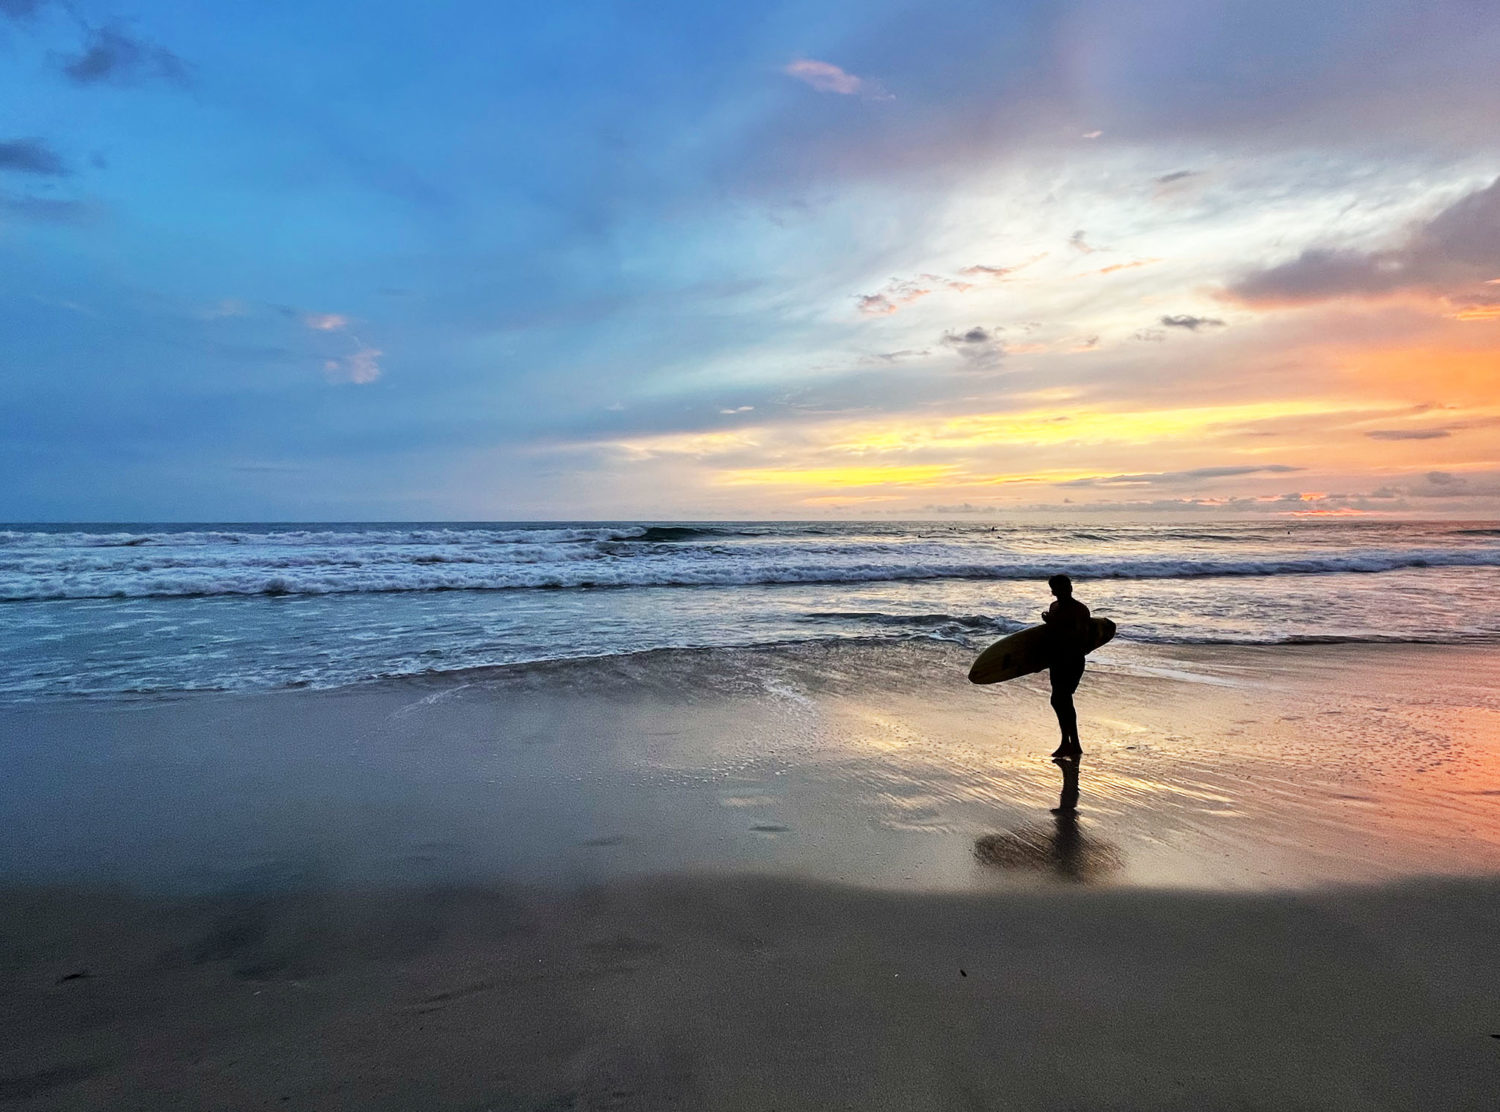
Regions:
[[1051, 743, 1082, 759]]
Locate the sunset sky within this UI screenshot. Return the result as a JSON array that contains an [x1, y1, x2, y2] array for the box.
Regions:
[[3, 0, 1498, 520]]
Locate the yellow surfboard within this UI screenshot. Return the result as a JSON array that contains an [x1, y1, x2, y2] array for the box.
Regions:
[[967, 618, 1116, 685]]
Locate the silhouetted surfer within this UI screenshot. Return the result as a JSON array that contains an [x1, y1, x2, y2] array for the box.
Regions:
[[1041, 574, 1089, 760]]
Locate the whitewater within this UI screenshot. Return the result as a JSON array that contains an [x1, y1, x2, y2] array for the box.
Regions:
[[3, 520, 1498, 700]]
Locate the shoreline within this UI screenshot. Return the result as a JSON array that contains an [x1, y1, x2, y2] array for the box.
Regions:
[[5, 631, 1497, 705]]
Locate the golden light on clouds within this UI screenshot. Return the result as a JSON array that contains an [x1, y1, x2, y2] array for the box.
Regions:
[[717, 465, 958, 488], [607, 399, 1398, 467], [1449, 304, 1500, 322], [822, 399, 1394, 454], [576, 159, 1500, 516], [613, 429, 765, 458], [603, 394, 1464, 506]]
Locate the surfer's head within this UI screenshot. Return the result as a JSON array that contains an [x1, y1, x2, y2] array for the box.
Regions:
[[1048, 573, 1073, 598]]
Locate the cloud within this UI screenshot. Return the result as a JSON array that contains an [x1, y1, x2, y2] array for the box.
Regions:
[[304, 312, 350, 332], [958, 255, 1047, 282], [1227, 177, 1500, 309], [1155, 170, 1198, 185], [1080, 258, 1161, 278], [784, 59, 867, 96], [60, 25, 189, 88], [1160, 314, 1226, 330], [1364, 428, 1451, 440], [0, 192, 97, 223], [1018, 495, 1295, 515], [1068, 230, 1097, 254], [323, 347, 382, 385], [959, 263, 1015, 279], [940, 325, 1003, 368], [920, 502, 1000, 514], [0, 137, 68, 176], [297, 309, 379, 383], [1442, 289, 1500, 321], [1059, 464, 1303, 487], [857, 285, 925, 316], [712, 2, 1500, 213], [1394, 470, 1500, 501], [855, 273, 971, 316]]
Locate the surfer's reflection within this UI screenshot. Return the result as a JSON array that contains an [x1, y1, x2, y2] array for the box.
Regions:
[[973, 760, 1122, 882], [1053, 754, 1080, 814]]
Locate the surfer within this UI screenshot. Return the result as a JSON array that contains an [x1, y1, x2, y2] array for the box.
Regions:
[[1041, 574, 1090, 760]]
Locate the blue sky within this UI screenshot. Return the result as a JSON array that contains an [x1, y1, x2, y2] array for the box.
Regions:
[[3, 0, 1499, 520]]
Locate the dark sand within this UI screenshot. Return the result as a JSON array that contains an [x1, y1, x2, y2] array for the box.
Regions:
[[3, 641, 1500, 1108]]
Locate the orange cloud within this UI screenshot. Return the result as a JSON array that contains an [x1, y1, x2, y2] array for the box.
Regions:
[[1449, 303, 1500, 321], [1088, 258, 1163, 277]]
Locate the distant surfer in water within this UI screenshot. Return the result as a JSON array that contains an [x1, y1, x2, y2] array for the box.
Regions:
[[1041, 574, 1090, 760]]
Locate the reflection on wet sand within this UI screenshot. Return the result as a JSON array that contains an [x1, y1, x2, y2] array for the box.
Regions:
[[974, 758, 1123, 881], [1053, 754, 1079, 813]]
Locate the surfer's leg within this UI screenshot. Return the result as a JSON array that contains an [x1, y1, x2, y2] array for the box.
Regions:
[[1049, 668, 1073, 756], [1069, 659, 1086, 751], [1049, 658, 1084, 757]]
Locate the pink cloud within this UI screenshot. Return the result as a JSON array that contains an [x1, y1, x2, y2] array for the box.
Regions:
[[855, 274, 972, 316], [785, 58, 864, 96], [959, 254, 1047, 282]]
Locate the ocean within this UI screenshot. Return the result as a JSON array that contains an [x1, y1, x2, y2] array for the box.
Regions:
[[3, 519, 1499, 702]]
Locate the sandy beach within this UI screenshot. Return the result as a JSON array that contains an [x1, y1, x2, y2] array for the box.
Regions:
[[9, 0, 1500, 1099], [4, 640, 1500, 1108]]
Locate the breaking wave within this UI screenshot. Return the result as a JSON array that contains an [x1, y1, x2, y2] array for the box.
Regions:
[[3, 520, 1499, 700], [3, 537, 1499, 601]]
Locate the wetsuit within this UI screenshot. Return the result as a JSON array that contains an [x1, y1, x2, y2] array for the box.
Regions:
[[1043, 597, 1091, 744]]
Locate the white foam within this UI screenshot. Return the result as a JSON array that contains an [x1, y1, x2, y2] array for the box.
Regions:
[[1, 530, 1498, 602]]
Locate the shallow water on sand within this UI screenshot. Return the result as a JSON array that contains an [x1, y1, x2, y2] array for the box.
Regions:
[[4, 640, 1498, 895]]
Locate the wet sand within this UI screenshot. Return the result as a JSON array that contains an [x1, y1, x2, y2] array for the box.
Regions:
[[3, 641, 1500, 1107]]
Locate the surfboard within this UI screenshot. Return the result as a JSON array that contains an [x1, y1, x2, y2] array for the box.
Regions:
[[967, 618, 1116, 685]]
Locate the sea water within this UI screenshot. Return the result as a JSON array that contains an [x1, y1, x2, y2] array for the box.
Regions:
[[2, 519, 1498, 701]]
